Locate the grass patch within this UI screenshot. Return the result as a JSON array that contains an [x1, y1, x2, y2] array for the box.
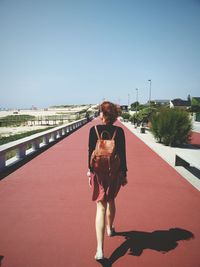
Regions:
[[0, 115, 35, 127], [0, 127, 54, 146]]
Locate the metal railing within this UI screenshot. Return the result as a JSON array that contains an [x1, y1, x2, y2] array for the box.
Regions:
[[0, 118, 88, 171]]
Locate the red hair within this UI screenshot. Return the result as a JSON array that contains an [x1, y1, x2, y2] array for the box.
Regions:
[[100, 101, 121, 125]]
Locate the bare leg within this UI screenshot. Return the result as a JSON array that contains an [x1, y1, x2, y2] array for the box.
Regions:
[[106, 200, 116, 235], [95, 201, 107, 259]]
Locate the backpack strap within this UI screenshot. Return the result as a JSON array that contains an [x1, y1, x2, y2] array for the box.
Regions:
[[112, 128, 117, 140], [95, 125, 117, 140], [94, 125, 101, 140]]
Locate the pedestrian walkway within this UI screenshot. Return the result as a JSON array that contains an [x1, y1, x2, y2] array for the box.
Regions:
[[191, 131, 200, 147], [0, 119, 199, 267]]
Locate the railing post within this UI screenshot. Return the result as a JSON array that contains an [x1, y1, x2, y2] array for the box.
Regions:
[[0, 152, 6, 170], [33, 139, 40, 151], [52, 132, 57, 141], [44, 134, 50, 145], [58, 129, 62, 137], [17, 144, 26, 159], [63, 128, 67, 135], [62, 128, 65, 135]]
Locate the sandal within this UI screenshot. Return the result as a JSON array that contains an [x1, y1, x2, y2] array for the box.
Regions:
[[94, 251, 104, 260], [107, 226, 115, 237]]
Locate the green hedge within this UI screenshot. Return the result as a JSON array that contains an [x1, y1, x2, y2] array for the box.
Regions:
[[151, 108, 192, 146]]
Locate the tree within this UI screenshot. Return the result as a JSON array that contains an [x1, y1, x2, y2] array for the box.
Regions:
[[130, 101, 140, 111], [190, 97, 200, 112]]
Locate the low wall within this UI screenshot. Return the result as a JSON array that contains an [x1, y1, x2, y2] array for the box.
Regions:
[[0, 118, 88, 171]]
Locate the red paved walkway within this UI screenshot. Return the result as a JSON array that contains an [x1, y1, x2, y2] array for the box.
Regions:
[[191, 131, 200, 147], [0, 119, 200, 267]]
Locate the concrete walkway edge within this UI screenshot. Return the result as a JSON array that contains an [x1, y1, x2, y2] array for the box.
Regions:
[[121, 121, 200, 191]]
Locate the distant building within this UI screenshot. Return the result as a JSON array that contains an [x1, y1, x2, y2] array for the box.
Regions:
[[151, 99, 170, 106], [31, 105, 37, 110], [120, 105, 128, 112], [170, 99, 191, 109]]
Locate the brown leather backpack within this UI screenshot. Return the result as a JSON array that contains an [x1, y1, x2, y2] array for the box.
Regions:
[[90, 126, 120, 176]]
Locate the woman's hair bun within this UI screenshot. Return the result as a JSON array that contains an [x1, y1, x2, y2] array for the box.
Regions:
[[100, 101, 121, 124]]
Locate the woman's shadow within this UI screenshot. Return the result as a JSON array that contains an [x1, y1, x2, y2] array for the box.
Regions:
[[0, 256, 4, 267], [97, 228, 194, 267]]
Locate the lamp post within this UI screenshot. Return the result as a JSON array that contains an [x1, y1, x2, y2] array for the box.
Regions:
[[148, 79, 152, 106], [134, 88, 139, 127], [128, 93, 130, 108], [135, 88, 138, 114]]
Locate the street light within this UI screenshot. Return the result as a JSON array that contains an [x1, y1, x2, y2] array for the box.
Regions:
[[128, 93, 130, 107], [135, 88, 138, 114], [148, 79, 152, 106]]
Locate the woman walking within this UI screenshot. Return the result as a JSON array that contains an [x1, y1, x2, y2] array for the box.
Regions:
[[87, 101, 128, 260]]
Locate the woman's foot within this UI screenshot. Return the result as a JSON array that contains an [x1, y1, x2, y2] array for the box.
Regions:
[[94, 250, 104, 260], [107, 226, 115, 237]]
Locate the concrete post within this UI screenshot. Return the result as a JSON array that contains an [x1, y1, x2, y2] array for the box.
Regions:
[[51, 132, 57, 141], [17, 145, 26, 159], [58, 130, 62, 137], [33, 139, 40, 151], [0, 153, 6, 170], [44, 134, 50, 145]]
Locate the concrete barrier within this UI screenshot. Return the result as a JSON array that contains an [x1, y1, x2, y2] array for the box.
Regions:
[[0, 118, 88, 171]]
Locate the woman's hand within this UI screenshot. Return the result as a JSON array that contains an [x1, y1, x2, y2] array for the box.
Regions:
[[121, 177, 128, 186], [87, 170, 92, 187], [120, 172, 128, 186]]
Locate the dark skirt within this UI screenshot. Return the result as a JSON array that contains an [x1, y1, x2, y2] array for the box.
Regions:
[[91, 171, 122, 202]]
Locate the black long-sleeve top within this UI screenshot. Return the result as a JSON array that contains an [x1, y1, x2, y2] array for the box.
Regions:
[[88, 124, 128, 174]]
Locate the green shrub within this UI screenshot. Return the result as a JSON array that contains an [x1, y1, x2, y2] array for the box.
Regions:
[[151, 108, 192, 146], [129, 115, 136, 123], [121, 112, 130, 121], [129, 107, 157, 125]]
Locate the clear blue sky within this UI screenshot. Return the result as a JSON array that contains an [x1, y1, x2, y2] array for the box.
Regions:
[[0, 0, 200, 108]]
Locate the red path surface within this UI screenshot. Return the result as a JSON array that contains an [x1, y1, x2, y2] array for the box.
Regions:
[[191, 131, 200, 147], [0, 119, 200, 267]]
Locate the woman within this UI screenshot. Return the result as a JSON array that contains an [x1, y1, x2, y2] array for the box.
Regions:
[[87, 101, 128, 260]]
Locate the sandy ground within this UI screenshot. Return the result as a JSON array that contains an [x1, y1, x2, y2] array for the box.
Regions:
[[0, 125, 52, 137], [0, 105, 98, 137], [0, 105, 96, 118]]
